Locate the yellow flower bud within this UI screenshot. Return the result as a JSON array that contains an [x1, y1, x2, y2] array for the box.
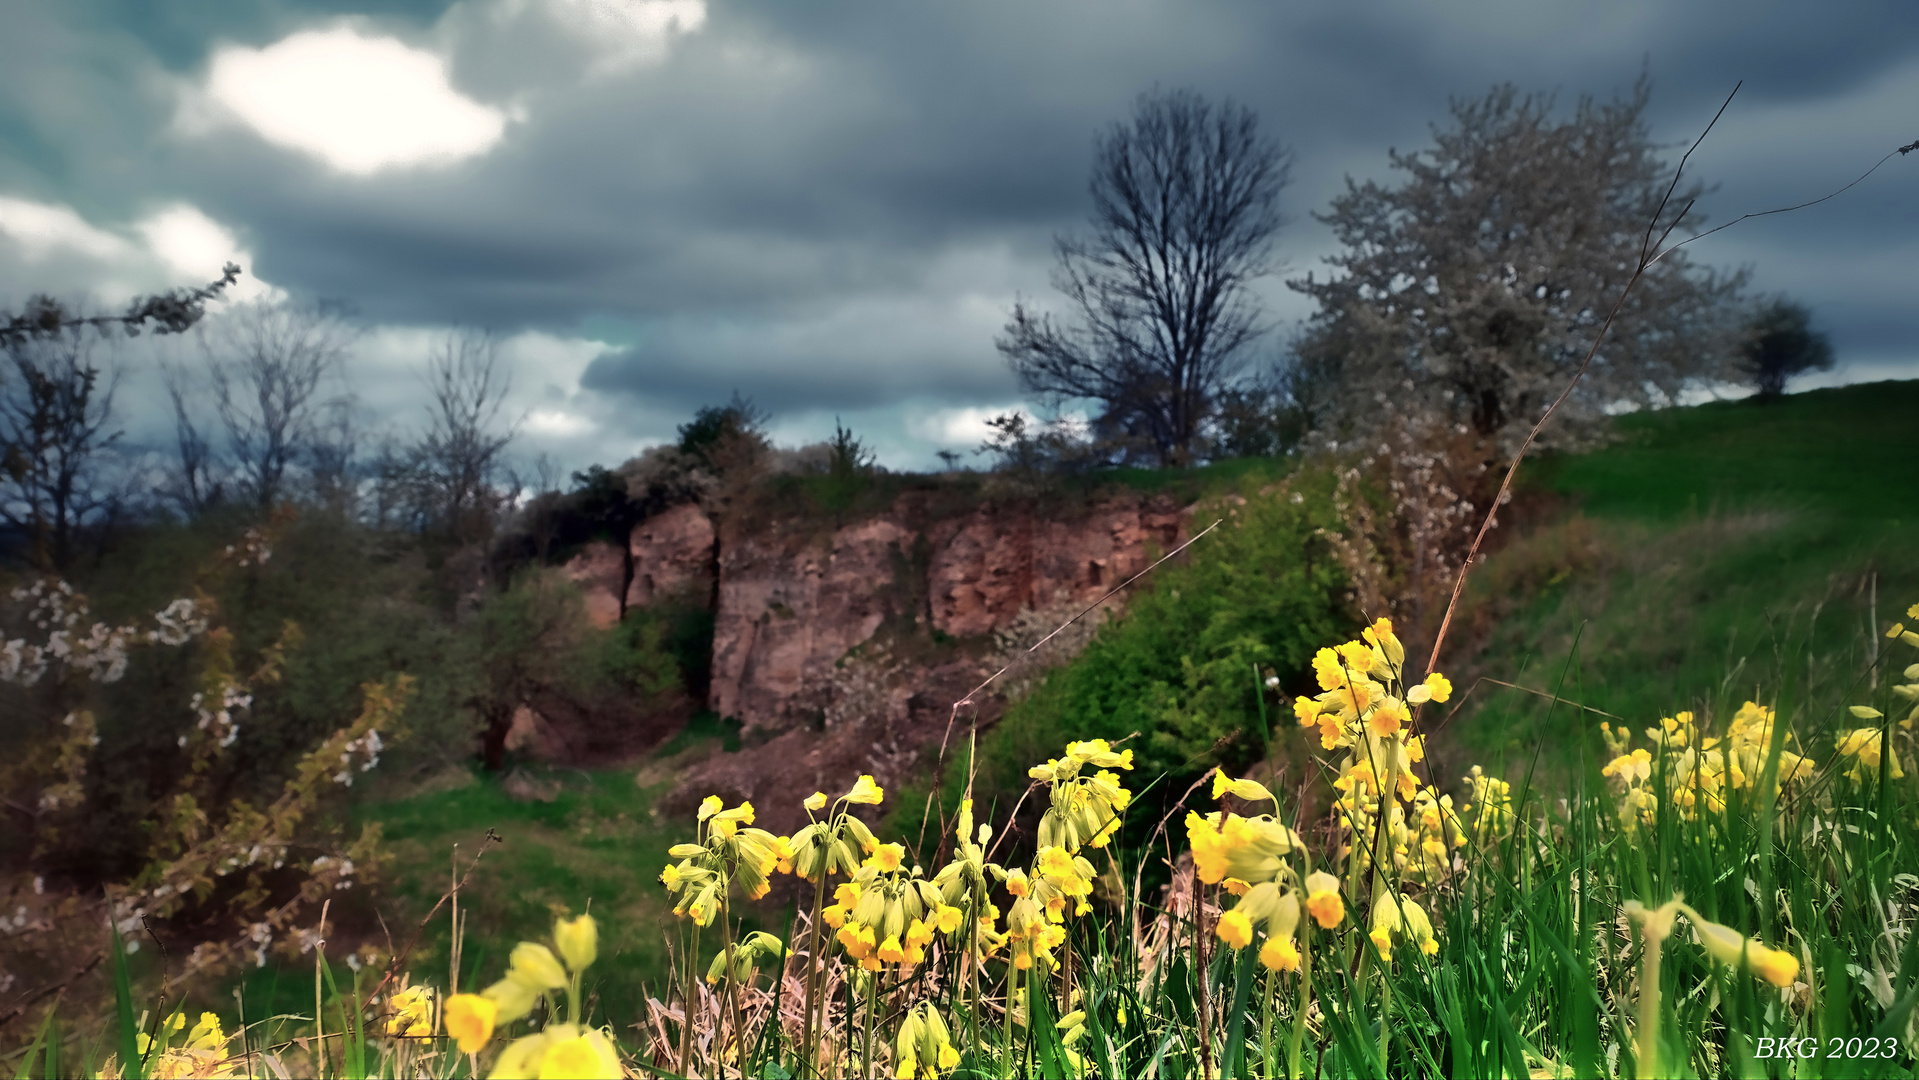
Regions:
[[555, 913, 597, 972], [804, 791, 828, 811], [845, 774, 885, 805], [508, 942, 569, 991]]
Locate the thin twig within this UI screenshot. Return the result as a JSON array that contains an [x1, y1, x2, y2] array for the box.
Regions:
[[366, 830, 501, 1004]]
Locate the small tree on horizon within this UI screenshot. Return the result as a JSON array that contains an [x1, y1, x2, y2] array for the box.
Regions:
[[1737, 298, 1834, 400]]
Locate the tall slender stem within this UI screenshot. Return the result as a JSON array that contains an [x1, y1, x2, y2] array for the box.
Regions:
[[801, 868, 829, 1078], [1635, 929, 1665, 1079], [1194, 871, 1213, 1080]]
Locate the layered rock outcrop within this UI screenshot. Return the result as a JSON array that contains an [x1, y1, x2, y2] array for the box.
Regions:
[[927, 497, 1185, 637], [708, 492, 1190, 733], [560, 490, 1191, 734], [561, 504, 718, 629]]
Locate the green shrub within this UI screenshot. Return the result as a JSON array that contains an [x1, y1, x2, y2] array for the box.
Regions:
[[913, 465, 1355, 848]]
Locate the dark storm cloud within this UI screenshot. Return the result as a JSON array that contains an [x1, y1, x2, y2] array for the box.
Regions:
[[3, 0, 1916, 471]]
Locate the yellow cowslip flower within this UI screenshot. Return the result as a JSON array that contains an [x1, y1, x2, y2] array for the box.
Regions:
[[1368, 696, 1410, 738], [1312, 647, 1346, 691], [1689, 916, 1800, 988], [698, 794, 723, 820], [935, 904, 964, 933], [1402, 898, 1439, 957], [1603, 748, 1652, 785], [1362, 617, 1405, 667], [555, 913, 598, 972], [804, 791, 828, 811], [186, 1012, 225, 1051], [845, 774, 885, 804], [1293, 695, 1321, 726], [1260, 934, 1301, 973], [876, 933, 907, 964], [1369, 893, 1402, 962], [1335, 639, 1376, 676], [1889, 622, 1907, 639], [386, 985, 435, 1037], [1216, 909, 1255, 949], [1836, 728, 1905, 783], [867, 842, 906, 872], [1305, 871, 1345, 928], [488, 1024, 622, 1080], [1211, 769, 1276, 804], [444, 993, 497, 1054], [1423, 672, 1452, 703], [508, 942, 569, 990], [1908, 603, 1919, 620], [1187, 812, 1230, 885], [1005, 868, 1031, 897]]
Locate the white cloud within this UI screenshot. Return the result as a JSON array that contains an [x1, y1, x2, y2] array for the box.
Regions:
[[524, 408, 594, 436], [0, 195, 274, 307], [134, 205, 278, 302], [191, 27, 508, 176], [0, 197, 132, 263], [905, 403, 1027, 447]]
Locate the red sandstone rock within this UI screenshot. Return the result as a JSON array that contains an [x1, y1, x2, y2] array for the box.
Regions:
[[627, 503, 715, 607], [560, 541, 626, 630], [707, 493, 1189, 734]]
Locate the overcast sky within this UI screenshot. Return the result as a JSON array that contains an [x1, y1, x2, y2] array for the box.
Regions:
[[2, 0, 1914, 474]]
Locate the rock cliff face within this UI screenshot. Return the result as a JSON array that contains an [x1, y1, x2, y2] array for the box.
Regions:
[[709, 492, 1189, 733], [628, 504, 716, 607], [708, 518, 912, 729], [561, 490, 1191, 734], [927, 497, 1186, 638], [561, 503, 719, 629]]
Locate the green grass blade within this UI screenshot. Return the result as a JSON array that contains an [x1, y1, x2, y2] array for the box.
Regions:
[[110, 921, 143, 1080]]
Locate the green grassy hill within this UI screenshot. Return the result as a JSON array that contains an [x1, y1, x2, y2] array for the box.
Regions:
[[1439, 379, 1919, 777]]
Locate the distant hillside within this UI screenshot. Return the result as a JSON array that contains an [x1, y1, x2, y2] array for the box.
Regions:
[[1438, 378, 1919, 776]]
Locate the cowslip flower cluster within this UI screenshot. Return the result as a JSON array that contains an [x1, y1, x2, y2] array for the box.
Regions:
[[828, 848, 956, 972], [1366, 892, 1438, 964], [895, 1001, 962, 1078], [1029, 738, 1134, 851], [789, 776, 886, 882], [1836, 604, 1919, 782], [1192, 774, 1344, 973], [384, 981, 436, 1037], [660, 797, 791, 925], [1601, 701, 1819, 830], [442, 914, 619, 1079], [932, 798, 1009, 962], [706, 930, 790, 984], [1293, 621, 1457, 874], [999, 739, 1133, 971], [136, 1011, 235, 1079]]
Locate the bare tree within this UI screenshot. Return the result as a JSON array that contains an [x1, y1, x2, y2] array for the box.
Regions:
[[998, 87, 1292, 466], [417, 330, 518, 544], [0, 314, 124, 570], [1291, 78, 1747, 452], [188, 299, 358, 509]]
